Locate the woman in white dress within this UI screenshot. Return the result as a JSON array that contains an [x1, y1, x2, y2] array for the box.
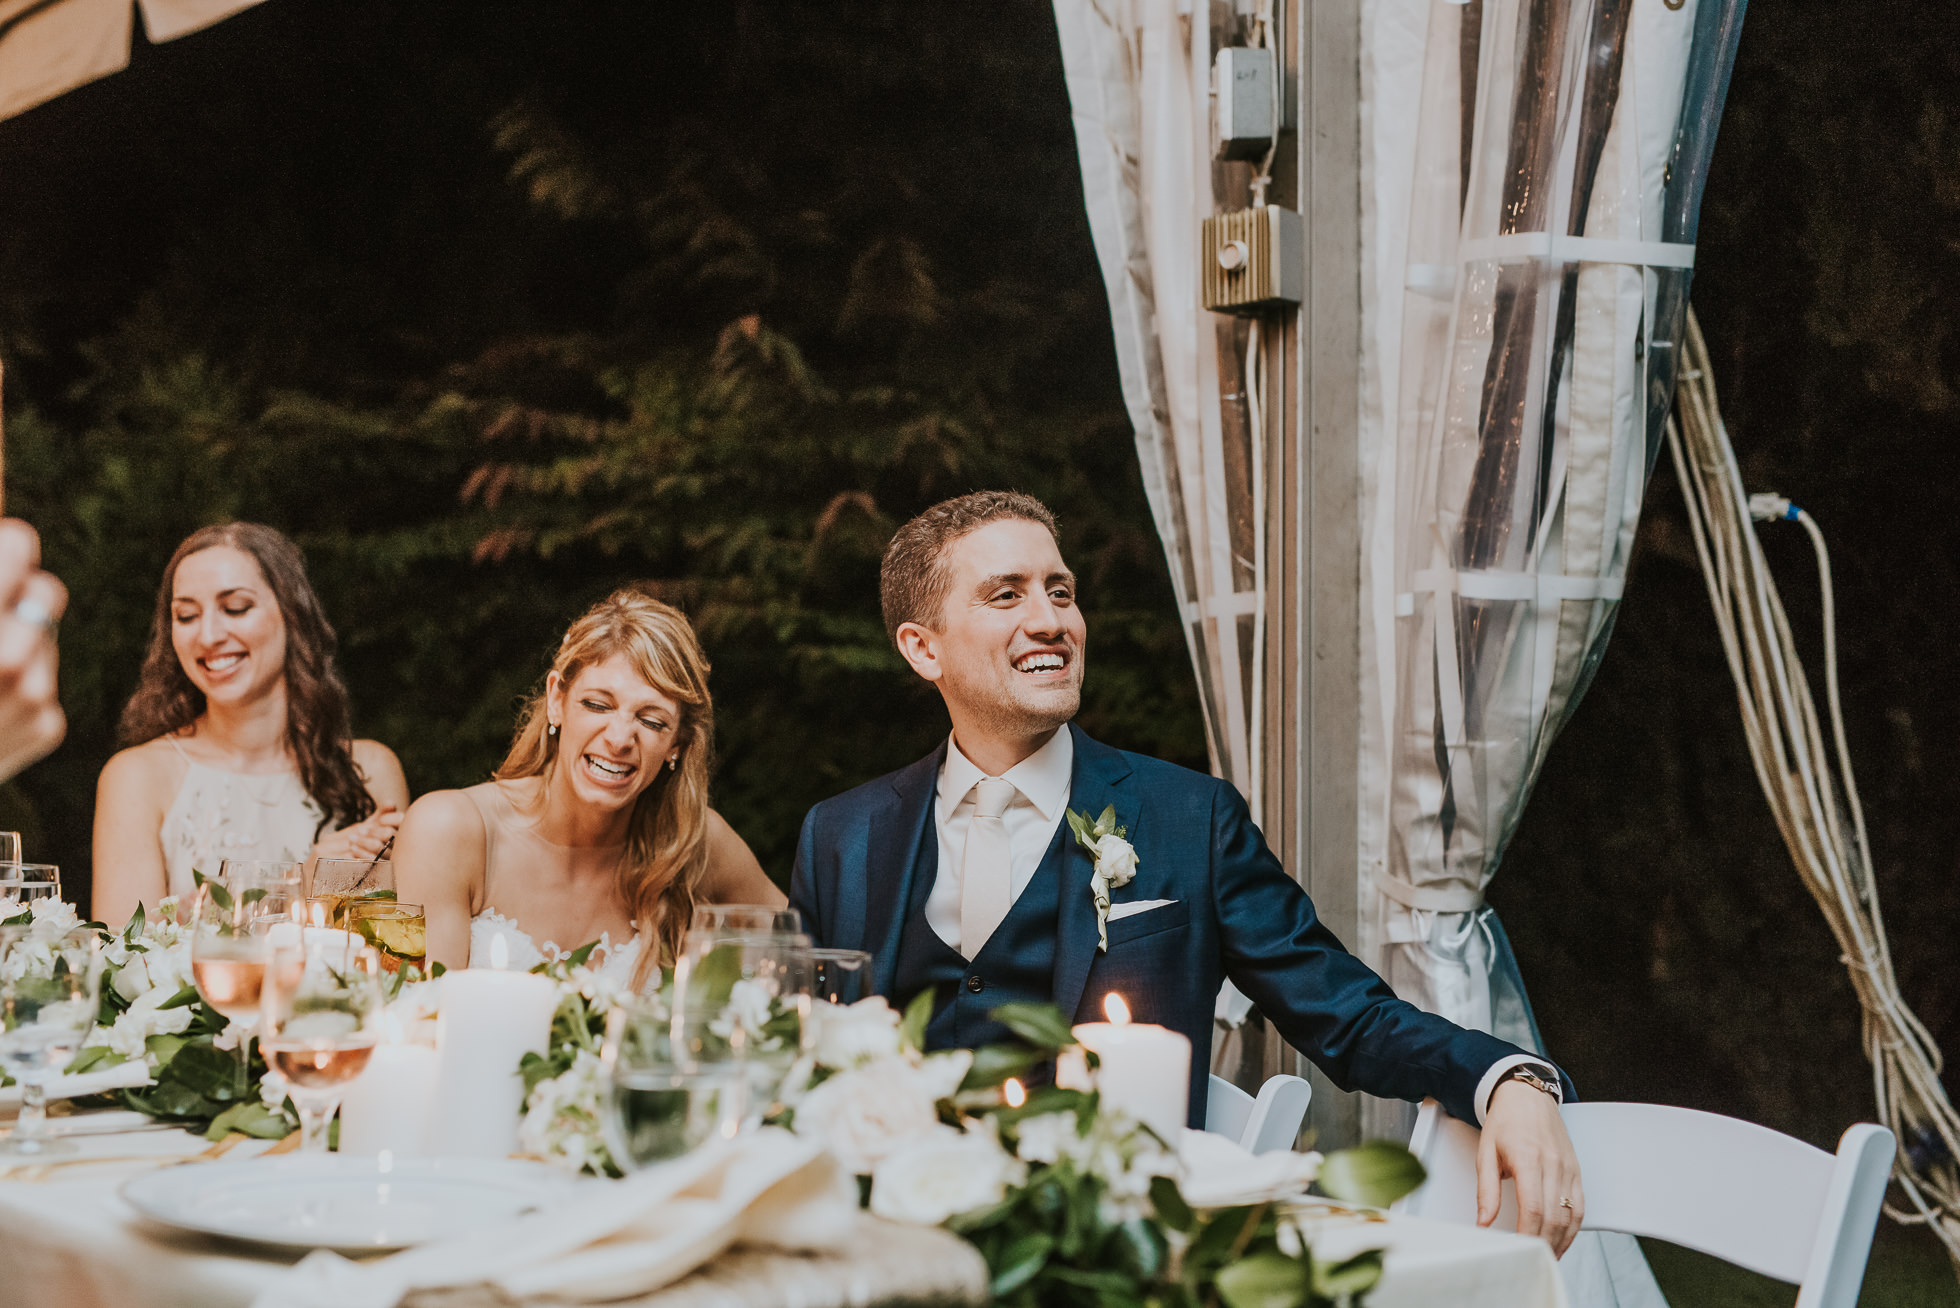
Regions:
[[92, 524, 409, 922], [394, 589, 780, 990]]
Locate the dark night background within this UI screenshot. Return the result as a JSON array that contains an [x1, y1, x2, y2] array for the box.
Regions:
[[0, 1, 1954, 1285]]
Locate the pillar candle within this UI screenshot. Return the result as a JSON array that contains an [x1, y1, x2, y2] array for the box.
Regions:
[[1071, 994, 1190, 1143], [428, 933, 560, 1157], [338, 1041, 439, 1155]]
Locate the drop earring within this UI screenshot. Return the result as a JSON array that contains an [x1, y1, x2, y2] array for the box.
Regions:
[[547, 723, 560, 739], [667, 755, 678, 772]]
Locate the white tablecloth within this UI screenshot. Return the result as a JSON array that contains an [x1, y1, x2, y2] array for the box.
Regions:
[[0, 1118, 1565, 1308]]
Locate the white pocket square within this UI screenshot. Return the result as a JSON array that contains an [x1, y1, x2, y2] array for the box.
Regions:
[[1106, 898, 1178, 922]]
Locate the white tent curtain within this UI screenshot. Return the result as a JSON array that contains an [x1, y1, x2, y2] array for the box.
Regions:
[[1052, 0, 1268, 824], [0, 0, 268, 122]]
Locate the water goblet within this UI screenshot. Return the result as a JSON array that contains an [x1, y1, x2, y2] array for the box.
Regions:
[[0, 870, 61, 923], [689, 904, 802, 937], [0, 925, 102, 1157], [806, 948, 874, 1006], [671, 932, 813, 1129], [307, 857, 395, 929], [0, 833, 23, 865], [260, 936, 383, 1153], [217, 859, 302, 922], [599, 997, 747, 1169]]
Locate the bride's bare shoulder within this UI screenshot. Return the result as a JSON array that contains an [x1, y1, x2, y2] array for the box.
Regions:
[[398, 788, 489, 852]]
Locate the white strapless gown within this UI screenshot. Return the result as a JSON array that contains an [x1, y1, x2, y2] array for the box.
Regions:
[[469, 908, 645, 986]]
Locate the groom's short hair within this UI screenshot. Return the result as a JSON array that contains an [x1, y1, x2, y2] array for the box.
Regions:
[[881, 491, 1058, 645]]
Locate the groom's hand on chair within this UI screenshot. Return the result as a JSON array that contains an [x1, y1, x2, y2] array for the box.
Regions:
[[1478, 1078, 1583, 1256]]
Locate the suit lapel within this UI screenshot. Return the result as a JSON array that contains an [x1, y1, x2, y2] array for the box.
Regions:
[[1050, 724, 1134, 1021], [861, 743, 944, 997]]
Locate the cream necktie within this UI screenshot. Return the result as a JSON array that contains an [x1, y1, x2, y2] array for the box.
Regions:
[[958, 777, 1017, 959]]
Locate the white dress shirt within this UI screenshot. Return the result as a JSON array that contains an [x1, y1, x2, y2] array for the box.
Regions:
[[923, 724, 1550, 1117], [926, 727, 1074, 953]]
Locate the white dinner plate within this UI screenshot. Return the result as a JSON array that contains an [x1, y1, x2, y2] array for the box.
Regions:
[[122, 1155, 583, 1252]]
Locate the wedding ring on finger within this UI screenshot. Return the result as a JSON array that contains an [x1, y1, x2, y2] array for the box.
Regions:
[[11, 594, 55, 641], [1558, 1197, 1574, 1211]]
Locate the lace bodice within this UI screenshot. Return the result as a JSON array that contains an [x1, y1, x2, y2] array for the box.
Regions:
[[159, 740, 323, 897], [469, 908, 644, 985]]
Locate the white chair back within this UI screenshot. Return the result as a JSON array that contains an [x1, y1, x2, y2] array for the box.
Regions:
[[1205, 1073, 1312, 1154], [1396, 1099, 1894, 1308]]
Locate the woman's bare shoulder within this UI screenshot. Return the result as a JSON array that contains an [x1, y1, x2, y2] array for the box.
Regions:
[[400, 787, 488, 841], [701, 807, 780, 903], [97, 738, 185, 804], [350, 738, 402, 773]]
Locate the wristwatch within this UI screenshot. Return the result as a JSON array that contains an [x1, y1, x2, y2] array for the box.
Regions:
[[1497, 1064, 1563, 1102]]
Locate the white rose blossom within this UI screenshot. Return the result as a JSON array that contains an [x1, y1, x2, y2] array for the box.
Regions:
[[1093, 835, 1139, 888], [792, 1049, 972, 1174], [519, 1047, 613, 1175], [870, 1126, 1026, 1226], [809, 995, 902, 1069]]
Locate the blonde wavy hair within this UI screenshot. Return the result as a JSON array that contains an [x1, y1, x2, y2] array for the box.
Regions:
[[497, 589, 714, 988]]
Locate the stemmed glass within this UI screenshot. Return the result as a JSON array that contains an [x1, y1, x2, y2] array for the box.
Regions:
[[600, 996, 747, 1169], [0, 833, 23, 865], [307, 857, 395, 929], [806, 948, 874, 1006], [689, 904, 802, 937], [0, 869, 62, 923], [670, 930, 813, 1130], [0, 925, 102, 1157], [217, 860, 302, 921], [260, 935, 382, 1153], [188, 879, 284, 1060]]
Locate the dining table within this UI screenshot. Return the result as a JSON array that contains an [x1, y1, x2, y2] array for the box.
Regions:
[[0, 1107, 1570, 1308]]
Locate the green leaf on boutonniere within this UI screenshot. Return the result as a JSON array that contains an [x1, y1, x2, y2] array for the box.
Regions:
[[989, 1001, 1076, 1050], [1317, 1140, 1427, 1208], [898, 987, 934, 1053]]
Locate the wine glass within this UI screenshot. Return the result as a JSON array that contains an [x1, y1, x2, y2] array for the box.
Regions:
[[689, 904, 801, 937], [599, 996, 746, 1169], [0, 925, 102, 1157], [260, 935, 383, 1154], [671, 932, 813, 1129], [806, 948, 874, 1006], [217, 859, 302, 921], [0, 833, 23, 865], [346, 900, 426, 974], [0, 869, 61, 923], [307, 857, 395, 929], [189, 880, 280, 1050]]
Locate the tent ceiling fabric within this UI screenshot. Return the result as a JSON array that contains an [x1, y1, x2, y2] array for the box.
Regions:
[[0, 0, 267, 121]]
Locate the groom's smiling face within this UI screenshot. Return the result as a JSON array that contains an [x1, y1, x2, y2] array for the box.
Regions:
[[900, 517, 1086, 738]]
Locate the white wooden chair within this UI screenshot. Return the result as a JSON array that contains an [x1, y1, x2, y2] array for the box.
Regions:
[[1205, 1073, 1312, 1154], [1395, 1099, 1895, 1308]]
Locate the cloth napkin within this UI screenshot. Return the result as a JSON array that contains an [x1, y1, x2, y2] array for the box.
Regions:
[[0, 1060, 152, 1110], [1177, 1127, 1324, 1208], [253, 1128, 858, 1308]]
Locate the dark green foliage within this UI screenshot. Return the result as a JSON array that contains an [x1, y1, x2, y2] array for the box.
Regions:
[[0, 0, 1204, 911]]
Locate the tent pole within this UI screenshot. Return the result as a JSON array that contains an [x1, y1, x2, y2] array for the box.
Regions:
[[1265, 0, 1366, 1151]]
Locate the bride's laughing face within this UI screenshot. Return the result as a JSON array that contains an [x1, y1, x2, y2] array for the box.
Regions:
[[546, 653, 683, 812], [171, 546, 289, 710]]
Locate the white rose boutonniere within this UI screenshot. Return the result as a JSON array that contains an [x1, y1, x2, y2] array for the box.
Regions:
[[1067, 804, 1138, 952]]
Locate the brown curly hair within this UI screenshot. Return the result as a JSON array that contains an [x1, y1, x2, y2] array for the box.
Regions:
[[118, 523, 376, 839], [496, 589, 716, 990]]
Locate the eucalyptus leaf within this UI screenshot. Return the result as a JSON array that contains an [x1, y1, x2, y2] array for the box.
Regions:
[[1214, 1250, 1310, 1308], [989, 1002, 1076, 1050], [988, 1231, 1054, 1297], [1317, 1141, 1427, 1208], [1311, 1248, 1385, 1300], [898, 988, 934, 1053]]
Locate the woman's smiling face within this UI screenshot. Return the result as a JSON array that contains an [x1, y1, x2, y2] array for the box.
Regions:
[[170, 545, 289, 709], [546, 653, 684, 814]]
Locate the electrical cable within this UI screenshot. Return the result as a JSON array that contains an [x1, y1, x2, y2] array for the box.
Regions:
[[1667, 305, 1960, 1271]]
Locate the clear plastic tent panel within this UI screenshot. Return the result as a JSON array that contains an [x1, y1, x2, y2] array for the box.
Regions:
[[1381, 0, 1745, 1043]]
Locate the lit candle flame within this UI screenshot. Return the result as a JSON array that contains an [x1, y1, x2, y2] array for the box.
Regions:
[[1105, 993, 1131, 1026], [1003, 1078, 1026, 1108], [308, 900, 327, 929], [490, 931, 509, 971]]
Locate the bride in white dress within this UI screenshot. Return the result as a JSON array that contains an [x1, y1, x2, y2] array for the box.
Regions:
[[394, 589, 780, 991]]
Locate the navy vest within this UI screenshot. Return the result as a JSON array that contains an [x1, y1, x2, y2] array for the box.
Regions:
[[892, 817, 1068, 1050]]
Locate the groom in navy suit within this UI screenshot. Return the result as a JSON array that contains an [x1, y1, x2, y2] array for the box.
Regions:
[[791, 491, 1586, 1252]]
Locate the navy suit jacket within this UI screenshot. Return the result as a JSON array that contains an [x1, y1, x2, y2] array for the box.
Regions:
[[789, 724, 1561, 1127]]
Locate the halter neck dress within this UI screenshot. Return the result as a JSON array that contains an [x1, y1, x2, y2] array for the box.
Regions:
[[461, 780, 645, 985], [158, 736, 323, 898]]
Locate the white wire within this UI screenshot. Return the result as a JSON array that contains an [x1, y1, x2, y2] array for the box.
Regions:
[[1667, 306, 1960, 1273]]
